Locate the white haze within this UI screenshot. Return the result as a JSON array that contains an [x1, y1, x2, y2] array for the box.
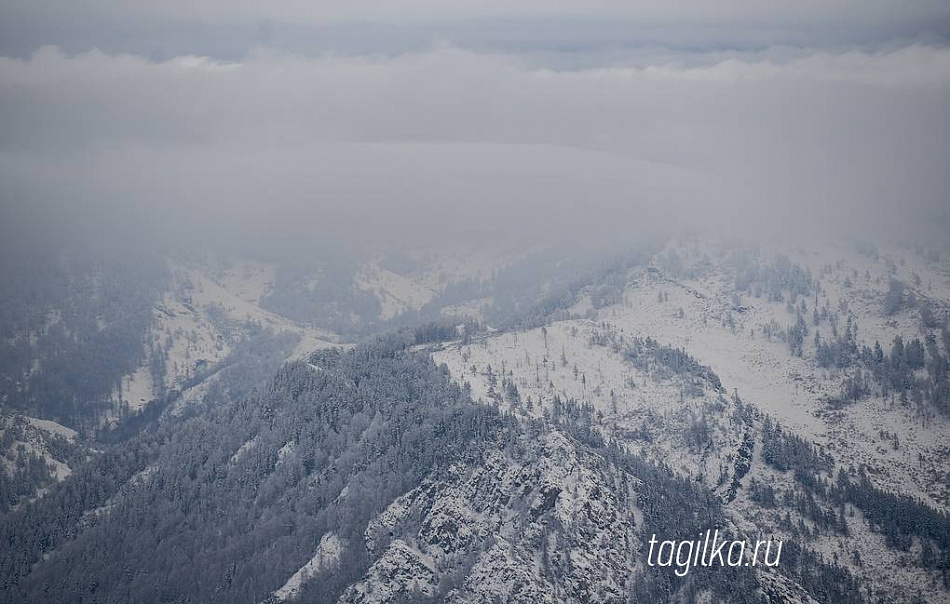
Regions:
[[0, 7, 949, 253]]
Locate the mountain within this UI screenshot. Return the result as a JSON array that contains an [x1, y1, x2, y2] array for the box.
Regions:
[[0, 236, 948, 603], [0, 334, 856, 604], [433, 236, 950, 602]]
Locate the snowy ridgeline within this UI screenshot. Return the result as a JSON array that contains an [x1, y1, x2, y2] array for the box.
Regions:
[[429, 238, 950, 603], [2, 238, 949, 604], [3, 332, 860, 604]]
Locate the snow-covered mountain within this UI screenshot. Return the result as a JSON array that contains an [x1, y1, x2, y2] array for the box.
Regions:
[[427, 237, 950, 602], [1, 236, 948, 603]]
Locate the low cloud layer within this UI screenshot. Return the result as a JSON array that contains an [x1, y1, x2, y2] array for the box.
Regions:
[[1, 42, 949, 251], [6, 0, 949, 34]]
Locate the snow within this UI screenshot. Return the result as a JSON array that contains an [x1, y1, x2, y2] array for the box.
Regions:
[[401, 247, 527, 292], [213, 259, 275, 305], [440, 298, 493, 321], [357, 260, 438, 320], [434, 240, 950, 503], [352, 248, 526, 322], [276, 441, 295, 464], [108, 256, 340, 420], [167, 376, 213, 416], [113, 365, 154, 412], [1, 414, 76, 494], [25, 417, 77, 440], [270, 532, 343, 601], [343, 539, 439, 603], [229, 437, 257, 464], [585, 239, 948, 510], [351, 427, 643, 603], [430, 237, 950, 603]]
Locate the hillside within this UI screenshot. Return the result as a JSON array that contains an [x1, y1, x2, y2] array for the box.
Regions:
[[432, 237, 950, 602], [0, 335, 854, 604], [1, 238, 947, 603]]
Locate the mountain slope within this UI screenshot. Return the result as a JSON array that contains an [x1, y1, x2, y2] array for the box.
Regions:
[[431, 238, 950, 602], [0, 334, 847, 604]]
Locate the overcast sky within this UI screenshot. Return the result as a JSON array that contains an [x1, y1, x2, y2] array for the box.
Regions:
[[1, 1, 948, 252]]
